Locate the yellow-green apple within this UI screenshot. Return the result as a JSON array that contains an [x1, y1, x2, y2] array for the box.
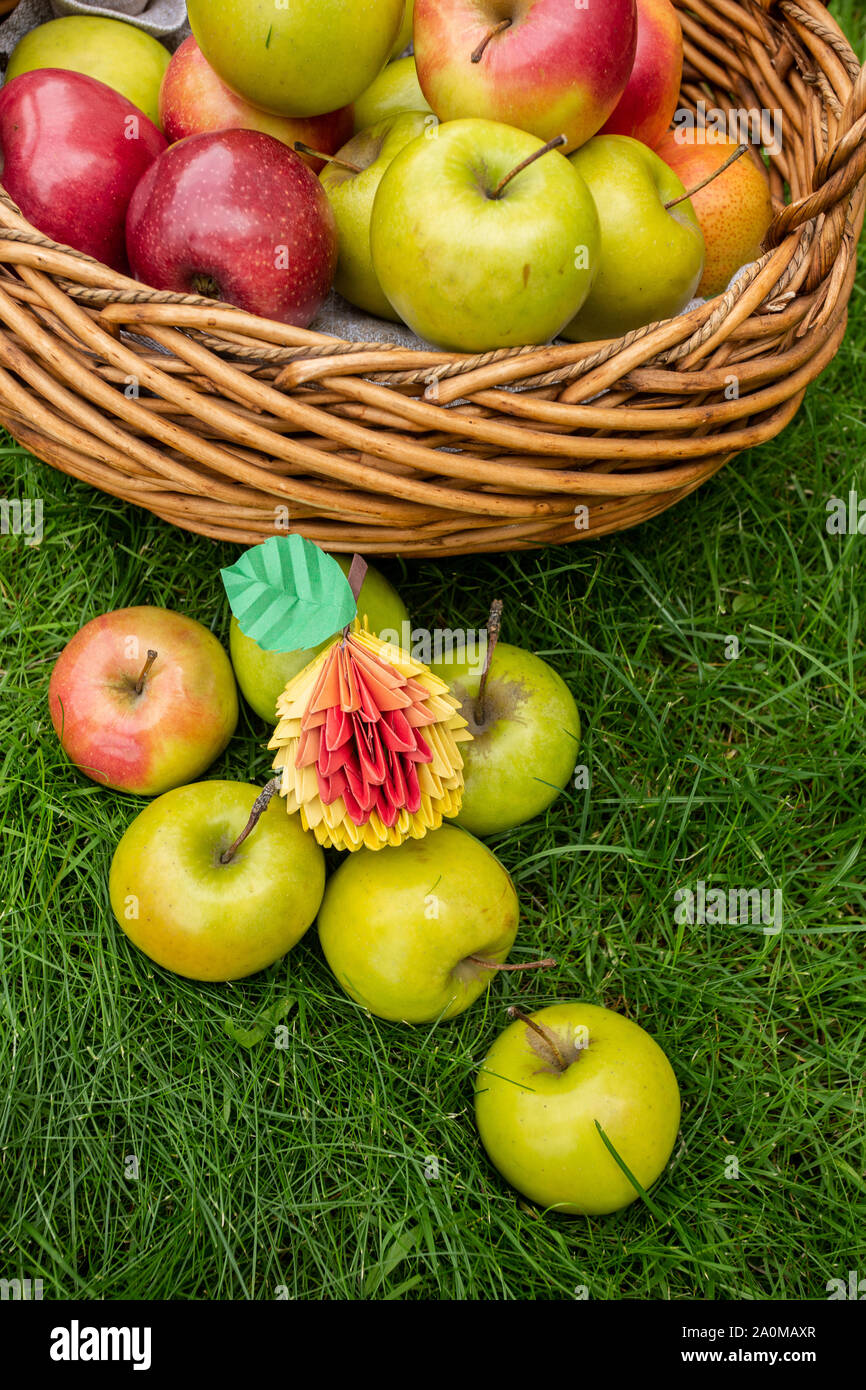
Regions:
[[109, 780, 325, 980], [414, 0, 637, 153], [7, 15, 170, 128], [391, 0, 415, 57], [317, 824, 519, 1023], [562, 135, 704, 341], [370, 118, 600, 350], [430, 642, 579, 835], [654, 130, 773, 298], [49, 607, 238, 796], [125, 130, 338, 327], [599, 0, 682, 149], [230, 555, 409, 722], [475, 1002, 681, 1214], [187, 0, 405, 118], [321, 112, 430, 318], [0, 70, 166, 275], [159, 36, 353, 173], [353, 55, 432, 132]]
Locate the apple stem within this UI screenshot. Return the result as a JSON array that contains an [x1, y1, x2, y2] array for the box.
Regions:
[[489, 135, 568, 199], [293, 141, 363, 173], [466, 955, 557, 972], [471, 18, 512, 63], [134, 649, 158, 695], [508, 1005, 569, 1072], [474, 598, 503, 723], [220, 776, 281, 865], [663, 142, 749, 210]]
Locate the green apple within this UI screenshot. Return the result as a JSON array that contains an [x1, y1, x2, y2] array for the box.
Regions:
[[187, 0, 405, 118], [475, 1002, 681, 1215], [230, 555, 409, 723], [370, 118, 600, 351], [429, 642, 579, 836], [321, 112, 429, 318], [563, 134, 705, 341], [109, 780, 326, 981], [353, 55, 432, 132], [390, 0, 414, 58], [7, 16, 170, 128], [317, 824, 519, 1023]]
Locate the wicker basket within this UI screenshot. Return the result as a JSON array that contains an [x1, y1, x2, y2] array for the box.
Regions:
[[0, 0, 863, 557]]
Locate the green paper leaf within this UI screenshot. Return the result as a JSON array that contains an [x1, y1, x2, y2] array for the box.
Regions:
[[221, 536, 357, 653]]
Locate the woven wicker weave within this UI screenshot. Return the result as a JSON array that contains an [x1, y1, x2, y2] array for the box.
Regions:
[[0, 0, 863, 555]]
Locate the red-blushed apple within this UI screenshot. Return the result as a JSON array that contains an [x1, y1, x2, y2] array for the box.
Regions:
[[49, 607, 238, 796], [414, 0, 637, 152], [654, 130, 773, 297], [109, 780, 325, 981], [317, 824, 520, 1023], [158, 36, 354, 174], [0, 69, 166, 273], [475, 1002, 681, 1215], [600, 0, 683, 149], [125, 129, 338, 327]]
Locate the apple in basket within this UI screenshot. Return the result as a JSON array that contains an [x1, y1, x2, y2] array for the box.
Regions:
[[0, 69, 166, 274], [125, 129, 338, 327]]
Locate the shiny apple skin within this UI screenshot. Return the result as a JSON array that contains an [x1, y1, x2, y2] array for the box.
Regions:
[[599, 0, 683, 149], [109, 781, 326, 981], [49, 606, 238, 796], [125, 129, 338, 327], [159, 36, 354, 173], [0, 68, 166, 273]]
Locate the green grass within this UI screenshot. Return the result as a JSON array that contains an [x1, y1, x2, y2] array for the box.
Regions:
[[2, 7, 866, 1301]]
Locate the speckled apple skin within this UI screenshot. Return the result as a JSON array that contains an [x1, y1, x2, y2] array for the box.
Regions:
[[317, 824, 520, 1022], [49, 606, 238, 795], [475, 1002, 681, 1215], [125, 129, 338, 327], [109, 781, 325, 980]]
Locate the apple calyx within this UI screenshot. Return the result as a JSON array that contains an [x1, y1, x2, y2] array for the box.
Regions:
[[293, 141, 363, 174], [219, 775, 281, 864], [489, 135, 567, 200], [191, 271, 222, 300], [134, 649, 158, 695], [471, 18, 512, 63], [508, 1005, 584, 1075], [663, 142, 749, 211], [475, 598, 503, 723]]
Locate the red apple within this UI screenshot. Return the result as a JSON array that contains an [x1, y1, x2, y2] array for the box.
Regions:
[[414, 0, 637, 153], [125, 129, 338, 327], [159, 36, 354, 174], [49, 607, 239, 796], [600, 0, 683, 149], [0, 68, 166, 273]]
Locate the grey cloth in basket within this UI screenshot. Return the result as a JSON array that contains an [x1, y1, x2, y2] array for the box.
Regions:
[[1, 0, 190, 65]]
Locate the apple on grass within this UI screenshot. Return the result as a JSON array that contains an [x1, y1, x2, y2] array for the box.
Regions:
[[430, 641, 579, 836], [159, 36, 354, 173], [475, 1002, 681, 1215], [353, 55, 432, 132], [317, 824, 520, 1023], [187, 0, 405, 118], [230, 554, 410, 723], [654, 130, 773, 298], [49, 607, 238, 796], [109, 781, 325, 981], [0, 69, 166, 274], [563, 135, 705, 342], [414, 0, 637, 153], [7, 15, 170, 129], [320, 113, 430, 320], [125, 129, 338, 328], [370, 118, 600, 352], [599, 0, 683, 149]]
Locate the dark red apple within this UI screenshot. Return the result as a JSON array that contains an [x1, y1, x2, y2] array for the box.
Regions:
[[0, 69, 166, 273], [159, 36, 354, 174], [125, 129, 338, 327], [600, 0, 683, 148]]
